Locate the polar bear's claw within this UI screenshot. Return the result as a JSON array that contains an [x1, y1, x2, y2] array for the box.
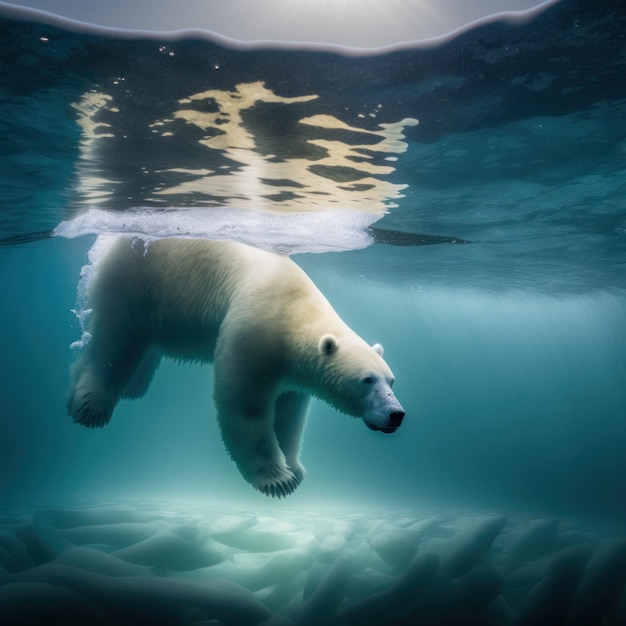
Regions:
[[256, 466, 302, 498], [290, 465, 305, 485]]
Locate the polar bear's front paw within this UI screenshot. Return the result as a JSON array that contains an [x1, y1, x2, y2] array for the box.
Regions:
[[254, 464, 303, 499]]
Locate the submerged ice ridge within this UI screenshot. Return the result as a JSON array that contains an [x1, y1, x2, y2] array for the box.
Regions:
[[1, 501, 625, 625]]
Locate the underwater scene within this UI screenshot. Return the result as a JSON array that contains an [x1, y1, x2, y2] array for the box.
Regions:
[[1, 0, 626, 623]]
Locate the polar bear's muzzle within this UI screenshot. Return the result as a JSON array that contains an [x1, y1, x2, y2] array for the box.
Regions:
[[365, 409, 405, 434]]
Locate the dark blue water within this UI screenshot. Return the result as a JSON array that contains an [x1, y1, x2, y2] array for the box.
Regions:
[[1, 1, 626, 624]]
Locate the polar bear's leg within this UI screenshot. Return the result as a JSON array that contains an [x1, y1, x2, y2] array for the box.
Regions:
[[214, 390, 300, 498], [67, 318, 149, 428], [274, 391, 310, 484], [213, 340, 300, 497]]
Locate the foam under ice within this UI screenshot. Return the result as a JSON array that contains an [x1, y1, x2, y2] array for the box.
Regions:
[[53, 206, 378, 255]]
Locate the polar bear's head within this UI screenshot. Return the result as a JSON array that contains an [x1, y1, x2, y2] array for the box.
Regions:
[[316, 334, 405, 433]]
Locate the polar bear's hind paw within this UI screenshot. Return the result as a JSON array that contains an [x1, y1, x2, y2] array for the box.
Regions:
[[69, 391, 113, 429]]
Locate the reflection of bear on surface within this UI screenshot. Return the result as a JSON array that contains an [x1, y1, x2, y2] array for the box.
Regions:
[[67, 237, 405, 497]]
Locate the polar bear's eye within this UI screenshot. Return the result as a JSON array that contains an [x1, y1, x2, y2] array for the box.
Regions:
[[363, 376, 374, 384]]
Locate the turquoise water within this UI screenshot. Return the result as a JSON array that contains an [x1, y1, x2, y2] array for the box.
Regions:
[[1, 1, 626, 624]]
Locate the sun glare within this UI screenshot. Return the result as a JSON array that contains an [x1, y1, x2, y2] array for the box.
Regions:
[[256, 0, 445, 48]]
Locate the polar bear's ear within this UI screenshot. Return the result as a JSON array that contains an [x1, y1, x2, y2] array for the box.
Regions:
[[372, 343, 384, 356], [319, 334, 338, 356]]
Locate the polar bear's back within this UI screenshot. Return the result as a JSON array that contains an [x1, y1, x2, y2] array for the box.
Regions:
[[89, 237, 308, 363]]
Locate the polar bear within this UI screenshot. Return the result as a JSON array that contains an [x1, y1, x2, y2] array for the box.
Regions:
[[67, 237, 405, 497]]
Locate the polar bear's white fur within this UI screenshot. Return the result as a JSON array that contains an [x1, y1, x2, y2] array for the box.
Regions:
[[67, 238, 405, 497]]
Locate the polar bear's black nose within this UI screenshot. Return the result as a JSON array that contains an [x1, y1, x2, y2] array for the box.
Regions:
[[389, 411, 405, 428]]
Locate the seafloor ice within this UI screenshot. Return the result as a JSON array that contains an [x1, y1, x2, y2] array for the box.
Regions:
[[1, 500, 625, 625]]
